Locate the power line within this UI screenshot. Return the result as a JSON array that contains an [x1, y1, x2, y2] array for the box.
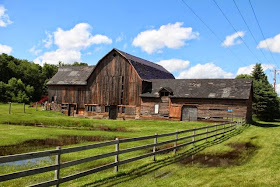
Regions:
[[233, 0, 271, 64], [180, 0, 247, 66], [249, 0, 277, 65], [212, 0, 262, 63]]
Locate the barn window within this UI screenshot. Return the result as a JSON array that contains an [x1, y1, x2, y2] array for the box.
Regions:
[[160, 92, 169, 96], [155, 104, 159, 114], [105, 106, 109, 112], [92, 105, 96, 112], [122, 107, 126, 113]]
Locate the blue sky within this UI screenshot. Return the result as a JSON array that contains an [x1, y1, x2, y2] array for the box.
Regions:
[[1, 0, 280, 93]]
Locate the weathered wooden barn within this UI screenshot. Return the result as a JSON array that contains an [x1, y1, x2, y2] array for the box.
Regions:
[[47, 48, 253, 122]]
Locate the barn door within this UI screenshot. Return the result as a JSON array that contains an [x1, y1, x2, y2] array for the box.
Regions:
[[181, 105, 197, 121], [109, 105, 118, 120]]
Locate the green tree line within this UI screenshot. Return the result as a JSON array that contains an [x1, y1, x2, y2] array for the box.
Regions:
[[0, 53, 87, 103]]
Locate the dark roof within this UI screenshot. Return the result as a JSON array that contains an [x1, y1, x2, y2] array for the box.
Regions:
[[115, 49, 175, 80], [47, 66, 95, 85], [141, 79, 252, 100]]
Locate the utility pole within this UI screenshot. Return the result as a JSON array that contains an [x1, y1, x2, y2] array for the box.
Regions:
[[271, 69, 280, 92]]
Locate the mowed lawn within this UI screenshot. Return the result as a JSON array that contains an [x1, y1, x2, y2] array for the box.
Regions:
[[0, 103, 279, 186]]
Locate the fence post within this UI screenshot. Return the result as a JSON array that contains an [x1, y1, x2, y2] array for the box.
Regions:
[[54, 146, 61, 186], [153, 133, 157, 161], [192, 128, 195, 146], [23, 103, 25, 113], [36, 102, 38, 111], [8, 102, 11, 114], [223, 123, 226, 134], [174, 130, 178, 154], [115, 138, 119, 172], [206, 126, 208, 141]]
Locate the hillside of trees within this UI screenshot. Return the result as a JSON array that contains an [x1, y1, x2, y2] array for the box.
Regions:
[[0, 53, 87, 103]]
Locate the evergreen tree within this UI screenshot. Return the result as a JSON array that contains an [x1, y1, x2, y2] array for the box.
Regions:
[[251, 63, 280, 121]]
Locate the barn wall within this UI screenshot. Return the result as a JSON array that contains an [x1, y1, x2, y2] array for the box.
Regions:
[[86, 51, 142, 107], [140, 97, 251, 122], [140, 97, 170, 120], [48, 85, 87, 108], [170, 98, 249, 121]]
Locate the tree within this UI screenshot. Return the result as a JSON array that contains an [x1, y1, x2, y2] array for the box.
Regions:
[[250, 63, 279, 121], [6, 78, 34, 103], [236, 74, 252, 79]]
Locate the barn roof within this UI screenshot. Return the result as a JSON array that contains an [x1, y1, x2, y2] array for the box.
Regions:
[[141, 79, 252, 100], [115, 49, 175, 80], [47, 66, 95, 85]]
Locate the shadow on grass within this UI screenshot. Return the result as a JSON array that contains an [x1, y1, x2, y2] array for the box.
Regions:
[[251, 121, 280, 128], [82, 124, 249, 187]]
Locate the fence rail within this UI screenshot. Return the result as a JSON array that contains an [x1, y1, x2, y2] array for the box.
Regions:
[[0, 121, 244, 186]]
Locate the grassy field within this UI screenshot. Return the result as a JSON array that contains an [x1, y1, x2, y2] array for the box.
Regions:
[[1, 103, 279, 186]]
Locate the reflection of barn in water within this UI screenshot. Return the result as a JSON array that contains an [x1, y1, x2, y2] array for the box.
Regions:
[[47, 48, 252, 122]]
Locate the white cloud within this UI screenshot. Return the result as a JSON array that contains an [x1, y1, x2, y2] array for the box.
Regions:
[[29, 46, 42, 55], [132, 22, 199, 54], [34, 49, 81, 65], [177, 62, 234, 79], [42, 31, 53, 48], [222, 31, 245, 47], [236, 64, 275, 75], [257, 33, 280, 53], [157, 59, 190, 73], [54, 23, 112, 50], [34, 23, 112, 65], [0, 5, 12, 27], [0, 44, 12, 54]]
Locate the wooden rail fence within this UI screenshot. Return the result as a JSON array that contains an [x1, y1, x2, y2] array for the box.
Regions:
[[0, 121, 244, 186]]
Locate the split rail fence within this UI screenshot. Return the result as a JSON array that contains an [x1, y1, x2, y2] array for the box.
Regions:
[[0, 121, 243, 186]]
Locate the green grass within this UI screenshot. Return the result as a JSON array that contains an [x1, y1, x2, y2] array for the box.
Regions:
[[2, 103, 278, 186], [90, 122, 279, 187], [0, 103, 214, 186]]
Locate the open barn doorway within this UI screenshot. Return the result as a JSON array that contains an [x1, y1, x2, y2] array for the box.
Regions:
[[181, 105, 197, 121], [109, 105, 118, 119]]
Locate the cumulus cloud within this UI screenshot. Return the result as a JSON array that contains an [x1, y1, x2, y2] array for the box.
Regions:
[[34, 49, 81, 65], [0, 5, 12, 27], [54, 23, 112, 50], [222, 31, 245, 47], [156, 59, 190, 73], [34, 23, 112, 65], [177, 62, 234, 79], [236, 64, 275, 75], [0, 44, 12, 54], [132, 22, 199, 54], [257, 33, 280, 53]]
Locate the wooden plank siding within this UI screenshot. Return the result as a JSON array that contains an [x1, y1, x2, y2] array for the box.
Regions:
[[87, 50, 142, 107], [48, 85, 87, 109], [141, 96, 252, 122]]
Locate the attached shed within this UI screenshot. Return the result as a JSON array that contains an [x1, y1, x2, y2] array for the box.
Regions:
[[47, 66, 95, 110], [140, 79, 253, 122]]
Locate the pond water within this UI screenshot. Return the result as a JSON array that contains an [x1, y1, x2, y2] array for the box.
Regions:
[[0, 156, 52, 166]]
